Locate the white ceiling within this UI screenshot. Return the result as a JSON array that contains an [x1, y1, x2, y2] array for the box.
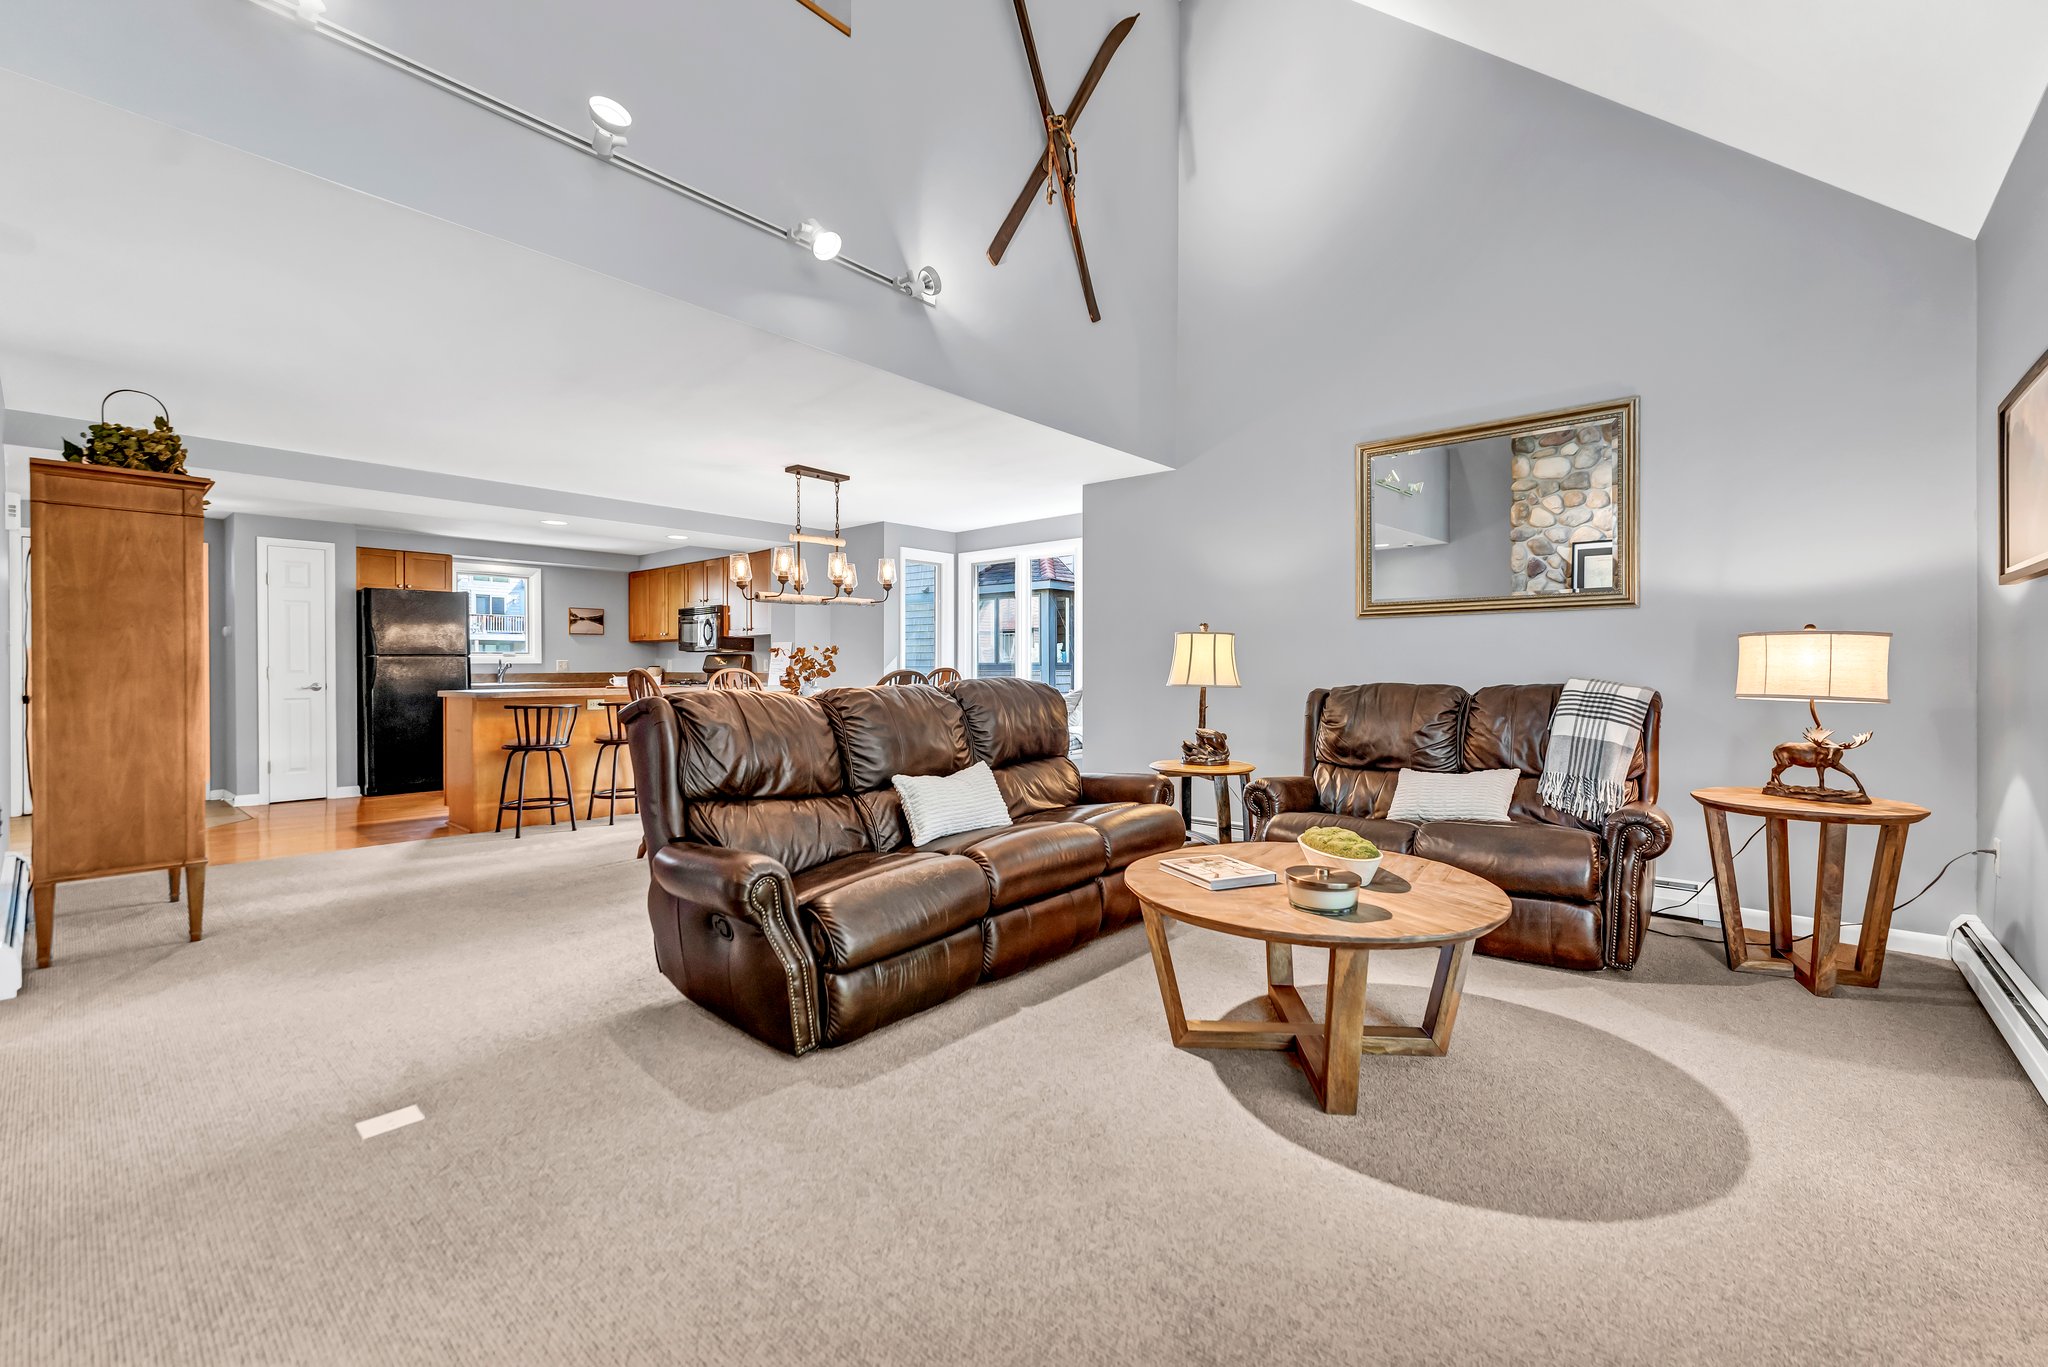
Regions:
[[1353, 0, 2048, 236], [0, 70, 1162, 543]]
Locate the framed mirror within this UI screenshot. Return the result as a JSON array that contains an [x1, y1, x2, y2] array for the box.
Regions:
[[1355, 397, 1639, 618]]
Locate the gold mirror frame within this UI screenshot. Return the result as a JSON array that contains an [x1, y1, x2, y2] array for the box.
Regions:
[[1355, 397, 1639, 618]]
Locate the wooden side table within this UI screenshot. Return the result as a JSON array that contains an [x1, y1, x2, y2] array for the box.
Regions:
[[1691, 787, 1931, 996], [1150, 759, 1256, 842]]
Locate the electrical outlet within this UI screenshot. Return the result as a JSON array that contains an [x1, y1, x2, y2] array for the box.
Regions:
[[555, 659, 569, 671]]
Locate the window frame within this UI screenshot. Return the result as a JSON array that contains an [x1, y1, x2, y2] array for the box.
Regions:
[[455, 560, 545, 666], [895, 546, 955, 674], [956, 538, 1081, 689]]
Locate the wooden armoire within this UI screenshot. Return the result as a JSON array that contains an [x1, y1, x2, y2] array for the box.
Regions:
[[28, 459, 212, 967]]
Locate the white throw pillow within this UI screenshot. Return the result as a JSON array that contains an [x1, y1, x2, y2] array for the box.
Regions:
[[893, 762, 1013, 845], [1384, 768, 1519, 823]]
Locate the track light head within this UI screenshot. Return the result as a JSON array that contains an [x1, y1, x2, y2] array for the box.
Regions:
[[587, 95, 631, 158], [791, 218, 842, 262], [292, 0, 328, 25], [897, 265, 943, 303]]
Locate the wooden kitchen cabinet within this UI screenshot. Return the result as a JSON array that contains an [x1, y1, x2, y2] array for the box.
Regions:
[[627, 556, 763, 642], [356, 546, 403, 590], [357, 545, 454, 591], [401, 551, 454, 591], [627, 564, 685, 643]]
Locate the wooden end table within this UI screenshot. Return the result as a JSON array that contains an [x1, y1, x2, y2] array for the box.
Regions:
[[1692, 786, 1931, 996], [1149, 759, 1257, 842], [1126, 842, 1510, 1115]]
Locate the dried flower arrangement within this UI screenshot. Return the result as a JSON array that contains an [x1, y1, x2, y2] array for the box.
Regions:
[[772, 644, 840, 695]]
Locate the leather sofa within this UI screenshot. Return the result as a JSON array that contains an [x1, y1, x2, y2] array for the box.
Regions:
[[622, 676, 1186, 1053], [1244, 683, 1673, 970]]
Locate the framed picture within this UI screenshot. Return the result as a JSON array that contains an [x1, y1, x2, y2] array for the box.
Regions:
[[2000, 346, 2048, 583], [568, 607, 605, 636], [1571, 540, 1616, 592], [792, 0, 850, 37]]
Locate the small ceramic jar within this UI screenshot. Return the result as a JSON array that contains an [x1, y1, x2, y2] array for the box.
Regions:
[[1286, 864, 1362, 915]]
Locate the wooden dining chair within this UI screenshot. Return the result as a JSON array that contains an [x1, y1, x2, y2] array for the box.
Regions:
[[708, 668, 765, 691], [876, 669, 929, 686], [626, 668, 666, 701], [926, 667, 962, 686]]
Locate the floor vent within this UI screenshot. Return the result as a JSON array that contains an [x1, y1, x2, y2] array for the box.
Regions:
[[1950, 915, 2048, 1108]]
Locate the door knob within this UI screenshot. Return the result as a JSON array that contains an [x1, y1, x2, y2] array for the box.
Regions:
[[303, 682, 324, 691]]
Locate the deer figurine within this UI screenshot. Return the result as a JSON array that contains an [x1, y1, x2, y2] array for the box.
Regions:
[[1764, 726, 1874, 804]]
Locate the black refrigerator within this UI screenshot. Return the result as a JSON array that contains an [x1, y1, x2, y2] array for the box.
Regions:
[[359, 588, 471, 796]]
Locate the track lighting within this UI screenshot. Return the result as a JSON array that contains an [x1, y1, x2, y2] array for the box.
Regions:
[[587, 96, 632, 159], [253, 1, 935, 306], [896, 265, 943, 304], [790, 219, 842, 262]]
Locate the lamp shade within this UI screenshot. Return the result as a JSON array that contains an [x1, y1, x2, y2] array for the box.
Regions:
[[1735, 628, 1890, 703], [1167, 627, 1241, 689]]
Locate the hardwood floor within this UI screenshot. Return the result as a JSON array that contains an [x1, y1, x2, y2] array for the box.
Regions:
[[9, 792, 459, 868]]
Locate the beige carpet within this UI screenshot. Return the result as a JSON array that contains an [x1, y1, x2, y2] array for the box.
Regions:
[[3, 825, 2045, 1365]]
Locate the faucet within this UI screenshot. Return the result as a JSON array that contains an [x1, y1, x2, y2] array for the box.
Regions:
[[494, 658, 510, 684]]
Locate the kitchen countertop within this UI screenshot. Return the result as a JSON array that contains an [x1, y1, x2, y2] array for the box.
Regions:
[[439, 687, 631, 700]]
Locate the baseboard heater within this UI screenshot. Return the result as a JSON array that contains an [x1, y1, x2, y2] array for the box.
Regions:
[[1949, 915, 2048, 1108], [1, 851, 28, 1001]]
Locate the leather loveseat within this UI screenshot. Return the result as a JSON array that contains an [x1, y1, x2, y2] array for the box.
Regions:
[[1244, 683, 1673, 970], [622, 676, 1186, 1053]]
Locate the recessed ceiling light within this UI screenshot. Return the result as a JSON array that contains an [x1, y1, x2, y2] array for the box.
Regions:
[[540, 518, 569, 527], [666, 534, 689, 541]]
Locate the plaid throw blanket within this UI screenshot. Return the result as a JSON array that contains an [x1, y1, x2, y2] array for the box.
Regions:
[[1536, 678, 1654, 822]]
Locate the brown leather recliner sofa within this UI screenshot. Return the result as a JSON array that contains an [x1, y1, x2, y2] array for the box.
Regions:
[[1244, 683, 1673, 970], [622, 676, 1186, 1054]]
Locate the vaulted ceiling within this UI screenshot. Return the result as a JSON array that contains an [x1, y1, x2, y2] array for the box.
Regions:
[[1352, 0, 2048, 236]]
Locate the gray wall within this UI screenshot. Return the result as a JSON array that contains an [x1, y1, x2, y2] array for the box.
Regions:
[[1086, 0, 1981, 936], [0, 0, 1181, 465], [1977, 87, 2048, 983], [212, 518, 664, 797], [365, 529, 651, 675]]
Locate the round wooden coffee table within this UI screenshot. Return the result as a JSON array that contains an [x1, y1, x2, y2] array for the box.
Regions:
[[1126, 842, 1511, 1115]]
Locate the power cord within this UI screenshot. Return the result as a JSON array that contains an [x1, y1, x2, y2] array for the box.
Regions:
[[1649, 832, 1996, 940]]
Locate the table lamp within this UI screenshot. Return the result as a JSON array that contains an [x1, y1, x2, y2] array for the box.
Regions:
[[1167, 623, 1240, 765], [1735, 624, 1890, 804]]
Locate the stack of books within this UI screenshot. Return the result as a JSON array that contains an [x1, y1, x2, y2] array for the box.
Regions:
[[1158, 853, 1277, 891]]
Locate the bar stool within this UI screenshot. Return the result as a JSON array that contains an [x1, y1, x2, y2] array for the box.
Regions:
[[588, 700, 634, 825], [496, 703, 579, 837]]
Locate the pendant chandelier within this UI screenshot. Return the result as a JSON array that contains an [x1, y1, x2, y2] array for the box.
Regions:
[[730, 465, 896, 607]]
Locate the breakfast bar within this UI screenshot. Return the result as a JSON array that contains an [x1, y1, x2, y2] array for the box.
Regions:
[[439, 687, 633, 833]]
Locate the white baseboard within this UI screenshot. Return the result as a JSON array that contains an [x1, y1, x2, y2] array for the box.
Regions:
[[328, 785, 361, 799], [207, 788, 234, 803], [227, 791, 264, 807], [1652, 885, 1949, 962]]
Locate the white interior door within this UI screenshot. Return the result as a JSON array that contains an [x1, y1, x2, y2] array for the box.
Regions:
[[261, 540, 333, 804]]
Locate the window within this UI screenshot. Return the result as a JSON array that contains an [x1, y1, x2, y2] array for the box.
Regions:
[[456, 563, 544, 664], [897, 548, 954, 673], [958, 539, 1080, 721], [960, 539, 1080, 752]]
